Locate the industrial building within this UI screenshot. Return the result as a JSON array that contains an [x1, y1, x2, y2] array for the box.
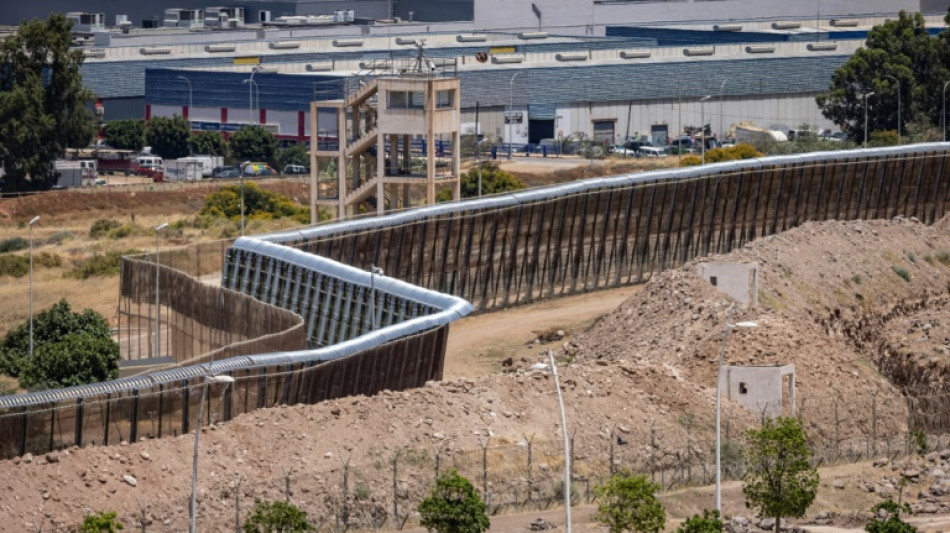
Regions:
[[37, 1, 950, 163]]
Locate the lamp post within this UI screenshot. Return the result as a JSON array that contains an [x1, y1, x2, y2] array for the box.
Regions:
[[547, 348, 572, 533], [715, 315, 757, 513], [719, 78, 728, 143], [243, 65, 262, 125], [190, 372, 235, 533], [177, 75, 193, 134], [943, 80, 950, 142], [370, 265, 384, 331], [28, 216, 40, 359], [507, 72, 521, 161], [700, 95, 712, 164], [154, 223, 168, 359], [863, 91, 875, 148], [884, 75, 900, 145]]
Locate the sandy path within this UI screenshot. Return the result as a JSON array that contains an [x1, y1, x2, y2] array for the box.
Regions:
[[443, 285, 641, 379]]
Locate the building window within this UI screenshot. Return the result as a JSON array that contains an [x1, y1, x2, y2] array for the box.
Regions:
[[739, 382, 748, 394], [436, 89, 454, 108], [709, 276, 718, 287], [388, 90, 425, 109]]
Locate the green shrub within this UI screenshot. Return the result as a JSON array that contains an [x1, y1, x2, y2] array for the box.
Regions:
[[924, 254, 935, 266], [704, 143, 763, 163], [906, 252, 917, 264], [419, 470, 490, 533], [937, 251, 950, 266], [0, 254, 28, 277], [675, 510, 722, 533], [243, 500, 314, 533], [437, 162, 525, 202], [594, 473, 665, 533], [865, 500, 916, 533], [67, 249, 140, 279], [89, 219, 121, 239], [80, 510, 124, 532], [679, 155, 702, 167], [200, 183, 310, 224], [1, 300, 119, 389], [891, 265, 911, 282], [0, 237, 28, 253], [45, 231, 74, 245], [851, 275, 862, 285]]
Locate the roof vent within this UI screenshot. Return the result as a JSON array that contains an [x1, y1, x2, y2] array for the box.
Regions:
[[772, 21, 801, 30], [140, 47, 172, 55], [332, 39, 363, 47], [395, 36, 419, 45], [684, 46, 714, 56], [491, 55, 524, 64], [84, 49, 106, 58], [555, 52, 587, 62], [519, 31, 547, 39], [619, 50, 651, 59], [306, 63, 333, 72], [807, 42, 838, 51], [745, 45, 775, 54], [205, 44, 236, 52], [269, 41, 300, 49], [456, 34, 487, 42], [830, 18, 858, 27], [713, 24, 742, 32]]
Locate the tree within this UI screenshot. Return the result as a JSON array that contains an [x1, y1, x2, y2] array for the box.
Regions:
[[816, 11, 947, 144], [80, 511, 124, 532], [104, 120, 145, 151], [276, 142, 309, 169], [231, 125, 278, 163], [0, 299, 119, 388], [865, 501, 917, 533], [144, 115, 191, 159], [437, 162, 524, 201], [243, 500, 313, 533], [0, 14, 97, 192], [675, 510, 722, 533], [418, 470, 490, 533], [593, 473, 666, 533], [189, 130, 231, 157], [742, 417, 819, 533]]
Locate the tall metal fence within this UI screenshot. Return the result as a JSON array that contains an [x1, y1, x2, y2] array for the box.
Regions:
[[267, 144, 950, 312], [2, 144, 950, 461]]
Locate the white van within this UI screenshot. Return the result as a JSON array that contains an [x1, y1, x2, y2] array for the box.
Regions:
[[136, 156, 164, 171], [638, 146, 667, 158]]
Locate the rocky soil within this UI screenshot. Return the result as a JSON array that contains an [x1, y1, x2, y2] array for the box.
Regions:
[[3, 216, 950, 531]]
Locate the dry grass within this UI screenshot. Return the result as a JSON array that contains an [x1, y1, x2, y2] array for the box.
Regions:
[[0, 182, 310, 338]]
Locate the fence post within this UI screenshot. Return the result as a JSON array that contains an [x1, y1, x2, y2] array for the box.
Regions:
[[834, 396, 840, 460], [650, 423, 657, 482], [340, 455, 350, 528], [182, 380, 190, 436], [392, 451, 400, 520], [19, 406, 28, 457], [609, 426, 615, 475], [481, 438, 490, 497], [233, 475, 242, 533], [74, 398, 84, 448], [524, 434, 534, 505]]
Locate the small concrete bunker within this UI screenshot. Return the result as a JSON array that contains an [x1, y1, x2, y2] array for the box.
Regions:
[[719, 364, 796, 417]]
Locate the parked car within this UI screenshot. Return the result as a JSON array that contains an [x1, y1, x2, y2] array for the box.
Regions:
[[283, 164, 308, 175], [609, 145, 638, 157], [212, 166, 241, 179], [638, 146, 668, 157]]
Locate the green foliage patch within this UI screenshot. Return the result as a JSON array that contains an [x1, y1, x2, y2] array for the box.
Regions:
[[0, 237, 28, 253], [0, 251, 62, 277], [200, 182, 310, 224], [67, 249, 140, 279], [891, 265, 911, 282], [243, 500, 314, 532], [80, 510, 124, 532], [675, 510, 722, 533], [418, 470, 490, 533], [594, 473, 666, 533]]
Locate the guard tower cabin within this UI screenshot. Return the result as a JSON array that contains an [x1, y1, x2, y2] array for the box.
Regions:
[[310, 47, 461, 221]]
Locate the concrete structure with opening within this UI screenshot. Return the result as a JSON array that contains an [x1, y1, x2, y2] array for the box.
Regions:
[[697, 262, 759, 307], [719, 364, 796, 417]]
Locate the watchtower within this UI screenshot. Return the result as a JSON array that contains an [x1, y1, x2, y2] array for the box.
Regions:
[[310, 43, 461, 221]]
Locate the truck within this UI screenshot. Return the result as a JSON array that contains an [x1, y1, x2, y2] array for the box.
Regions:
[[164, 159, 203, 181], [53, 159, 97, 187], [176, 155, 224, 178]]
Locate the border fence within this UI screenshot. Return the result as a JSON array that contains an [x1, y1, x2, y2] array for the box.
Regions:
[[1, 144, 950, 460]]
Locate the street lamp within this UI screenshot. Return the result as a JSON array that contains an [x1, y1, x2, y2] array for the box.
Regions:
[[28, 216, 40, 359], [507, 72, 521, 161], [719, 78, 729, 143], [943, 81, 950, 142], [884, 76, 901, 145], [715, 316, 757, 513], [547, 348, 572, 533], [190, 372, 235, 533], [177, 75, 193, 133], [154, 222, 168, 359], [863, 91, 875, 148], [370, 265, 384, 331], [243, 65, 262, 125], [699, 95, 712, 164]]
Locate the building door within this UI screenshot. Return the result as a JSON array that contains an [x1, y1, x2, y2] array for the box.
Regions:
[[650, 124, 669, 146], [592, 120, 615, 143], [528, 119, 554, 144]]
